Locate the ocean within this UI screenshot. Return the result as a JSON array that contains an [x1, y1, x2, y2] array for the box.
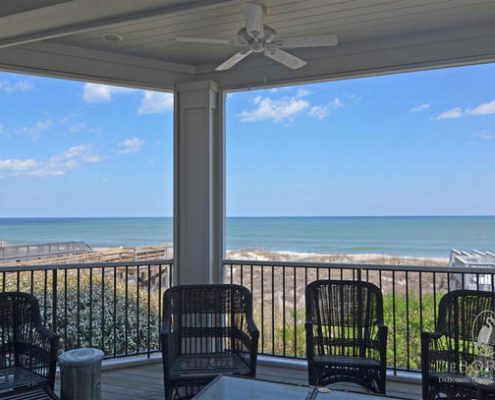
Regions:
[[0, 216, 494, 258]]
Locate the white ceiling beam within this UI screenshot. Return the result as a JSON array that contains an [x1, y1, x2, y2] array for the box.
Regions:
[[0, 0, 235, 49], [0, 41, 193, 90]]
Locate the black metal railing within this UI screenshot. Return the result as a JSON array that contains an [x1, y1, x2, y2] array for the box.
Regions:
[[0, 259, 173, 359], [223, 259, 495, 374]]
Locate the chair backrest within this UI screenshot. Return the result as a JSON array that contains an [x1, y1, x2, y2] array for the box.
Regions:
[[163, 284, 252, 355], [0, 292, 43, 367], [306, 280, 384, 358], [437, 289, 495, 342]]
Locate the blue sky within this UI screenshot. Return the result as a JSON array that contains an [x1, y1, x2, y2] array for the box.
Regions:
[[0, 63, 494, 217], [0, 74, 173, 217], [226, 63, 495, 216]]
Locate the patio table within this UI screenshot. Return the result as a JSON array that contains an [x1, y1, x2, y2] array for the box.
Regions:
[[193, 375, 404, 400]]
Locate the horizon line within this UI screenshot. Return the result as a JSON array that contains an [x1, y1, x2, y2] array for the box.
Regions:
[[0, 215, 493, 219]]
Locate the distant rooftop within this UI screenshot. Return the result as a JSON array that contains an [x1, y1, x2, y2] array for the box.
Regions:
[[449, 249, 495, 267]]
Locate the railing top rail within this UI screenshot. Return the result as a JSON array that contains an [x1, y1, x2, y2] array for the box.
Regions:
[[0, 258, 174, 272], [223, 259, 495, 275]]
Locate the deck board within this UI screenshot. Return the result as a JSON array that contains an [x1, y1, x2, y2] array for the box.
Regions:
[[56, 361, 422, 400]]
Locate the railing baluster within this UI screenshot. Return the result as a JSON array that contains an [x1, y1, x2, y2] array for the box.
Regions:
[[89, 267, 93, 348], [419, 271, 423, 338], [136, 265, 140, 354], [125, 266, 129, 355], [113, 266, 117, 358], [271, 266, 275, 355], [405, 271, 410, 370], [392, 270, 397, 375], [64, 269, 68, 351], [261, 265, 264, 354], [433, 272, 437, 326], [52, 269, 58, 334], [101, 266, 105, 353], [293, 266, 297, 357], [282, 266, 286, 357], [77, 268, 81, 348], [158, 264, 162, 344], [43, 270, 48, 324], [147, 264, 151, 357]]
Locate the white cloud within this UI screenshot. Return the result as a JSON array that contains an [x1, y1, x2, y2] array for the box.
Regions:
[[470, 131, 494, 143], [17, 120, 53, 137], [0, 159, 38, 172], [410, 103, 430, 113], [469, 99, 495, 116], [309, 97, 343, 120], [82, 83, 135, 103], [239, 94, 309, 124], [0, 144, 101, 177], [0, 80, 32, 93], [118, 138, 144, 154], [435, 107, 463, 120], [296, 88, 311, 97], [138, 91, 173, 114], [435, 99, 495, 120]]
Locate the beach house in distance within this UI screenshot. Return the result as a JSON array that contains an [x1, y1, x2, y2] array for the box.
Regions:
[[449, 249, 495, 291], [1, 1, 495, 399]]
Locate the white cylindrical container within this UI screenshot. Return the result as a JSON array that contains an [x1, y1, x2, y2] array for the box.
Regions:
[[59, 348, 104, 400]]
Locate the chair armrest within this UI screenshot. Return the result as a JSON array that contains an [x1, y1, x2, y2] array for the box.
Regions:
[[233, 316, 259, 348], [160, 320, 178, 375], [376, 323, 388, 366], [161, 320, 171, 336], [246, 317, 260, 342], [421, 331, 445, 378], [35, 324, 59, 342]]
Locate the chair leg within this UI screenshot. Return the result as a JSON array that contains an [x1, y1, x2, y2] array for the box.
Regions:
[[378, 368, 386, 394], [164, 382, 174, 400], [308, 365, 318, 386]]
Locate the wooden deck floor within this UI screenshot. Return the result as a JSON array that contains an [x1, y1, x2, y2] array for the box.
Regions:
[[56, 361, 422, 400]]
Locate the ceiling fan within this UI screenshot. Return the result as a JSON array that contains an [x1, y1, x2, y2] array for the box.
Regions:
[[176, 1, 338, 71]]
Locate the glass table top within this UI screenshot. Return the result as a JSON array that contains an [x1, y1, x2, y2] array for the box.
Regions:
[[193, 375, 403, 400]]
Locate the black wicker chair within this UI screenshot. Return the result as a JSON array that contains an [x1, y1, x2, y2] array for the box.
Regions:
[[422, 289, 495, 400], [161, 284, 259, 400], [0, 292, 59, 396], [305, 280, 388, 394]]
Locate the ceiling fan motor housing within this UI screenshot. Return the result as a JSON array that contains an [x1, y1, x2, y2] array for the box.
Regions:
[[237, 25, 276, 52]]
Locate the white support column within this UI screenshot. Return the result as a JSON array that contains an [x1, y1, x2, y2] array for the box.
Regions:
[[173, 80, 225, 285]]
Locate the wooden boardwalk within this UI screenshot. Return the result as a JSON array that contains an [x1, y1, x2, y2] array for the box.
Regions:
[[54, 361, 422, 400]]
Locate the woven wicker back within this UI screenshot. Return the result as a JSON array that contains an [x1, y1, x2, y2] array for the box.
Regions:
[[306, 280, 384, 358], [436, 290, 495, 366], [0, 292, 43, 368], [163, 284, 252, 355]]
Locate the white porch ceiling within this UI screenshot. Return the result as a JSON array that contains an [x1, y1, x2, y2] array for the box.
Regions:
[[0, 0, 494, 89]]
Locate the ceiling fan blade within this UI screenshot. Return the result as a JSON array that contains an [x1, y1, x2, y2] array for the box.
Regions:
[[242, 1, 264, 39], [215, 49, 253, 71], [176, 37, 238, 46], [275, 34, 338, 48], [263, 48, 307, 70]]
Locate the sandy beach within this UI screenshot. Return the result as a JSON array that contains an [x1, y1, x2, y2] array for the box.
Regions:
[[0, 242, 448, 267]]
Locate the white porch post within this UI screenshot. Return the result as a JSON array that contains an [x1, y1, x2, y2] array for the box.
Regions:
[[173, 80, 225, 285]]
